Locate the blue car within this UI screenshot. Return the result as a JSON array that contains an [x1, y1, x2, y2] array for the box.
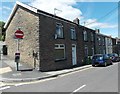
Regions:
[[92, 54, 113, 67], [107, 53, 120, 62]]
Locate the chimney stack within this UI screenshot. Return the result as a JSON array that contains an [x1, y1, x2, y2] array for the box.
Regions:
[[95, 29, 100, 33], [73, 18, 79, 25]]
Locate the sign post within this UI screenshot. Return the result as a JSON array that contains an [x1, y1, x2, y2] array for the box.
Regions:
[[14, 28, 24, 71]]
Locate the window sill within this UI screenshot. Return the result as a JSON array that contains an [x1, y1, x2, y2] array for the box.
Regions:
[[55, 58, 67, 62], [84, 40, 88, 42], [71, 39, 77, 41], [55, 37, 65, 39]]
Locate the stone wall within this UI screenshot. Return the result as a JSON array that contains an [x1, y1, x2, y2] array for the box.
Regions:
[[5, 6, 39, 68]]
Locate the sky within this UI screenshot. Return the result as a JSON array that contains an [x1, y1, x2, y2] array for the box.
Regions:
[[0, 0, 119, 38]]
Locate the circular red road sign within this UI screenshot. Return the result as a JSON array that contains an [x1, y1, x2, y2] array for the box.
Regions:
[[15, 30, 24, 39]]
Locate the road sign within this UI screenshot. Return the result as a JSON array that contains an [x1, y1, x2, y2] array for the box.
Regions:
[[15, 30, 24, 39]]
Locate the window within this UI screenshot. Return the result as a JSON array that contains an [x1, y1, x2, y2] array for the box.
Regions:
[[70, 28, 76, 40], [55, 23, 63, 38], [92, 47, 94, 56], [55, 44, 65, 60], [109, 38, 112, 46], [83, 31, 87, 41], [91, 32, 94, 41], [102, 38, 105, 45], [84, 46, 88, 57], [98, 37, 101, 45]]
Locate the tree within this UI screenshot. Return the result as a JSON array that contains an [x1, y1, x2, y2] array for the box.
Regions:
[[0, 21, 5, 30], [0, 21, 6, 41]]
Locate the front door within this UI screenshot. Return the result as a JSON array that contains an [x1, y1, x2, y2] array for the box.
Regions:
[[72, 44, 77, 65]]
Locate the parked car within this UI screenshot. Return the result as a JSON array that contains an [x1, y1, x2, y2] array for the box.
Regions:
[[92, 54, 112, 67], [107, 53, 120, 62]]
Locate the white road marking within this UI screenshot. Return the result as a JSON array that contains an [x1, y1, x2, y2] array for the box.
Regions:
[[59, 67, 93, 77], [0, 86, 10, 91], [72, 84, 86, 93], [7, 77, 58, 87], [0, 67, 12, 74], [0, 82, 5, 87]]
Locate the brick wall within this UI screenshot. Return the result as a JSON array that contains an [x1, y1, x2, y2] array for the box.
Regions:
[[38, 14, 84, 71]]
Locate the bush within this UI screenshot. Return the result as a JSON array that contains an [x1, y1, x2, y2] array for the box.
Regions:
[[84, 56, 92, 65], [0, 34, 5, 41]]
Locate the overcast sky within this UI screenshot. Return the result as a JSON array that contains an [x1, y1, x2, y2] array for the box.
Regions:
[[0, 0, 119, 38]]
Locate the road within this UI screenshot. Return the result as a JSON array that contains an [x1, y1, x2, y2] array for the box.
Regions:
[[1, 62, 119, 92]]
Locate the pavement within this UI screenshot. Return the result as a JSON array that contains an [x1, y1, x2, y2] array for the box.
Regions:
[[2, 62, 119, 92], [0, 41, 92, 83]]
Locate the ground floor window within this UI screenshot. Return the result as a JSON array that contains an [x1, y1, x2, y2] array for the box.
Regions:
[[92, 47, 94, 56], [55, 44, 65, 60], [85, 46, 88, 57]]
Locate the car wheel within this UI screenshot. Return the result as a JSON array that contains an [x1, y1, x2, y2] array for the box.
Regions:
[[104, 62, 107, 67], [110, 61, 113, 65], [92, 65, 95, 67]]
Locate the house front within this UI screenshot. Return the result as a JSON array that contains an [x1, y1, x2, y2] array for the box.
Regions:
[[4, 1, 87, 71], [105, 36, 113, 54], [95, 30, 106, 54]]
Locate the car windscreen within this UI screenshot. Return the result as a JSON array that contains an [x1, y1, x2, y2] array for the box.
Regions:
[[93, 56, 103, 60], [113, 54, 118, 57], [108, 54, 118, 57]]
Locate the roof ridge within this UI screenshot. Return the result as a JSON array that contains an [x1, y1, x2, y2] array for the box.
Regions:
[[4, 1, 37, 29]]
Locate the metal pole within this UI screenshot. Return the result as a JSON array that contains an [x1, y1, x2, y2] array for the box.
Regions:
[[17, 39, 19, 52], [16, 39, 19, 71], [16, 62, 19, 71]]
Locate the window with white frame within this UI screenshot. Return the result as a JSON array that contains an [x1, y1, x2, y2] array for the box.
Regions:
[[55, 23, 63, 38], [98, 37, 101, 45], [92, 47, 94, 56], [84, 46, 88, 57], [83, 31, 87, 41], [70, 28, 76, 40], [102, 38, 105, 45], [55, 44, 65, 60], [91, 32, 94, 41]]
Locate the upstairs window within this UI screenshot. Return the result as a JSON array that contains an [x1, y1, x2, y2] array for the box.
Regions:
[[84, 45, 88, 57], [55, 23, 63, 39], [98, 37, 101, 45], [92, 47, 94, 56], [102, 38, 105, 45], [91, 32, 94, 41], [70, 28, 76, 40], [83, 31, 87, 41], [109, 38, 112, 46]]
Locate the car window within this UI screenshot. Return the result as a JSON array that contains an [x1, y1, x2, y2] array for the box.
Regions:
[[114, 54, 118, 57], [103, 54, 109, 59]]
